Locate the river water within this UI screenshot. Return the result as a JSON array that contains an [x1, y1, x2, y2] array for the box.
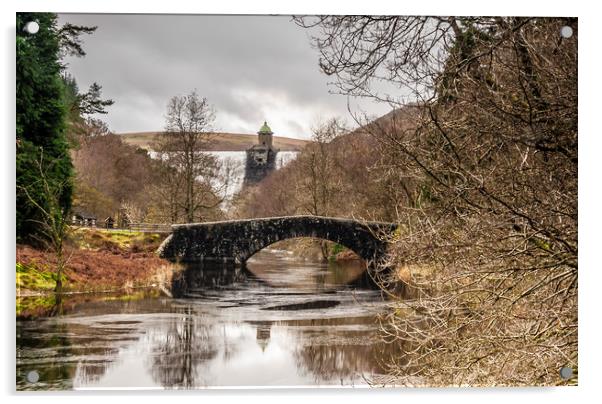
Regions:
[[16, 248, 398, 390]]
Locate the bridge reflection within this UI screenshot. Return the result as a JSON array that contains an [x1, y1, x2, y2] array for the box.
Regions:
[[171, 251, 379, 298]]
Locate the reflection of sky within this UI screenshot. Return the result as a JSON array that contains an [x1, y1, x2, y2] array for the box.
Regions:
[[201, 324, 314, 387], [24, 251, 390, 390], [73, 320, 312, 388], [74, 339, 156, 388], [67, 300, 385, 388], [73, 315, 380, 389]]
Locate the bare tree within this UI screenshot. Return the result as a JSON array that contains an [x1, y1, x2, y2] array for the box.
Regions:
[[149, 163, 186, 223], [72, 128, 161, 221], [119, 200, 146, 224], [294, 118, 347, 258], [296, 16, 578, 386], [154, 91, 223, 223], [297, 118, 345, 217], [235, 114, 414, 223], [18, 149, 72, 293]]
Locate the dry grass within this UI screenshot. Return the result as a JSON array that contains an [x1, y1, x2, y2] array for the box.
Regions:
[[70, 227, 167, 253], [16, 228, 177, 294]]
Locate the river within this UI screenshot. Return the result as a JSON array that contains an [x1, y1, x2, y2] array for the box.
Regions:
[[16, 248, 398, 390]]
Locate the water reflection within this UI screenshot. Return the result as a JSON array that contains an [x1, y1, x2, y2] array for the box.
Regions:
[[245, 249, 369, 290], [17, 320, 75, 390], [16, 306, 143, 390], [17, 248, 398, 389], [149, 306, 219, 388], [171, 262, 252, 298]]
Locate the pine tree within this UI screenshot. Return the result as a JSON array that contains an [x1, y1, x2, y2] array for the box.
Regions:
[[16, 13, 73, 242]]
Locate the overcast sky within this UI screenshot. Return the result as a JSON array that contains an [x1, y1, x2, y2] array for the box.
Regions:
[[57, 14, 394, 139]]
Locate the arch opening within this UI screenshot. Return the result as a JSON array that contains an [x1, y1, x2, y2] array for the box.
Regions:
[[244, 237, 368, 290], [237, 226, 385, 265], [245, 237, 363, 263]]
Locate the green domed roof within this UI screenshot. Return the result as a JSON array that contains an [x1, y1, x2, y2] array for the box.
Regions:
[[258, 121, 273, 134]]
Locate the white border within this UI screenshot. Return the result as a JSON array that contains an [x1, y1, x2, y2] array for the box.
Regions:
[[2, 1, 599, 403]]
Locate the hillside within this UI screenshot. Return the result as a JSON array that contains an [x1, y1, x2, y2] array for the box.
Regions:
[[119, 131, 309, 151]]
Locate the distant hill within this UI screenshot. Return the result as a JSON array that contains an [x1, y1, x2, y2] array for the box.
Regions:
[[118, 131, 309, 151]]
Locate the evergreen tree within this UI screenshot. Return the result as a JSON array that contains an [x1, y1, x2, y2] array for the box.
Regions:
[[16, 13, 75, 242]]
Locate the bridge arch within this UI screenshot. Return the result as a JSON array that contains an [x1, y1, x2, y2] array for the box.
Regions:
[[158, 215, 396, 266], [244, 236, 367, 263]]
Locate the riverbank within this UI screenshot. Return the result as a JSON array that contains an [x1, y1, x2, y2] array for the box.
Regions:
[[15, 228, 372, 317], [266, 238, 362, 262], [16, 228, 178, 299]]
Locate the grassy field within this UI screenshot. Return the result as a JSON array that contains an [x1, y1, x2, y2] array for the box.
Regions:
[[16, 228, 174, 297], [119, 131, 309, 151], [69, 227, 166, 252]]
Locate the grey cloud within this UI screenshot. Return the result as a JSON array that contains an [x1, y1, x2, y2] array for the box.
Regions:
[[58, 13, 392, 139]]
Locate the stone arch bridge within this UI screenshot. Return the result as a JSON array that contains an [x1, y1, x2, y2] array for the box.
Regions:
[[158, 215, 397, 265]]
